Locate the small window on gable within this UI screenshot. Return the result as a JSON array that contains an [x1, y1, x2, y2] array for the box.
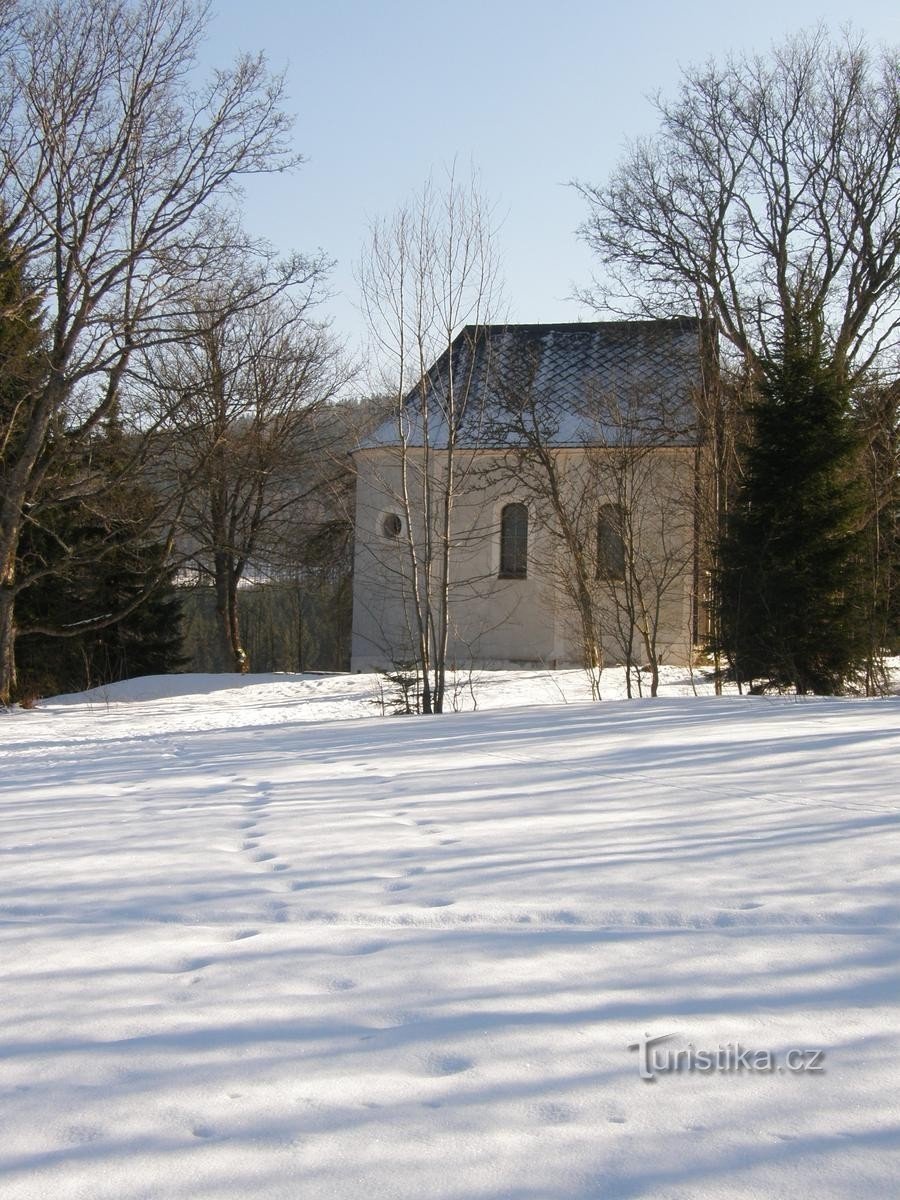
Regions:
[[597, 504, 626, 581], [382, 512, 403, 538], [499, 502, 528, 578]]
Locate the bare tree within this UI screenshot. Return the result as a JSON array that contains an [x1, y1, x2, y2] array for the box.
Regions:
[[356, 171, 502, 713], [574, 27, 900, 379], [855, 377, 900, 693], [487, 360, 606, 698], [147, 271, 349, 673], [573, 28, 900, 683], [0, 0, 301, 703], [491, 361, 697, 699], [590, 394, 697, 697]]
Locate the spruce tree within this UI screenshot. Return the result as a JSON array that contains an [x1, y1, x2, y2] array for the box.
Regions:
[[14, 423, 184, 698], [718, 310, 867, 694]]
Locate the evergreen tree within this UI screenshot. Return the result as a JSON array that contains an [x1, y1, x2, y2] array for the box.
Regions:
[[855, 382, 900, 693], [0, 227, 47, 701], [718, 311, 868, 694], [14, 422, 185, 699]]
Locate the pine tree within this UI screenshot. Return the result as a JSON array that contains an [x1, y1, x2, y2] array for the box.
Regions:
[[718, 310, 868, 694]]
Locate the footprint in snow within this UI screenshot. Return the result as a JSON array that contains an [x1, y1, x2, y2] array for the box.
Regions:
[[64, 1124, 103, 1145], [424, 897, 454, 908], [422, 1053, 473, 1077], [532, 1101, 576, 1125], [335, 938, 390, 957], [327, 977, 357, 992], [173, 956, 213, 974]]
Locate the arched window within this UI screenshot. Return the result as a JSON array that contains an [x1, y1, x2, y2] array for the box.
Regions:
[[597, 504, 626, 581], [499, 503, 528, 578]]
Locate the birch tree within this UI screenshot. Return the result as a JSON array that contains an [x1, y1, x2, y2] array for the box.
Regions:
[[357, 173, 501, 714]]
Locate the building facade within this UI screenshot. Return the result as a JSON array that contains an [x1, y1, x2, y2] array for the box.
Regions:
[[351, 319, 704, 673]]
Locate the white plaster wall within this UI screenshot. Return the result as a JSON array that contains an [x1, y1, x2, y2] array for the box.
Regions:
[[350, 447, 696, 672]]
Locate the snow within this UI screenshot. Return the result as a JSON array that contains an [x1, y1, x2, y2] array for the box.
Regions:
[[2, 670, 899, 1198]]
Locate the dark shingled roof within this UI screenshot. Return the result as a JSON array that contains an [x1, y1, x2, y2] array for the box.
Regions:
[[360, 318, 703, 450]]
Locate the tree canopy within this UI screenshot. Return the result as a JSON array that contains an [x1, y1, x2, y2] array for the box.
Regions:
[[575, 27, 900, 380]]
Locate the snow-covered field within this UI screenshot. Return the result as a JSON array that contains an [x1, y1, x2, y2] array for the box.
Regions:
[[2, 669, 899, 1199]]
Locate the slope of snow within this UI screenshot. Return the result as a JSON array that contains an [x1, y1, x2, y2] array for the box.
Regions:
[[2, 673, 899, 1198]]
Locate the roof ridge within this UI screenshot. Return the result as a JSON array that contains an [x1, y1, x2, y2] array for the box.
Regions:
[[460, 317, 700, 335]]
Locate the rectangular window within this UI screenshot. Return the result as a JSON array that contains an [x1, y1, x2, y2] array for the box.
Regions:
[[597, 504, 626, 581], [500, 503, 528, 578]]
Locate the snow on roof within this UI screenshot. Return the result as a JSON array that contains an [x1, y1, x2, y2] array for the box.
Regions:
[[359, 318, 703, 451]]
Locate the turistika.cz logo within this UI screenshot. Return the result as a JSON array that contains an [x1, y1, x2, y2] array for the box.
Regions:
[[628, 1033, 826, 1083]]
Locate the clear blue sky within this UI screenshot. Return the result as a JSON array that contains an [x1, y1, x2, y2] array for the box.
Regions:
[[199, 0, 900, 365]]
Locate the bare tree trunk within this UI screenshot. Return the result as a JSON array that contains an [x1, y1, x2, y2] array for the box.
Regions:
[[228, 574, 248, 673], [0, 572, 17, 705], [433, 438, 456, 714], [213, 552, 247, 672], [358, 172, 499, 715]]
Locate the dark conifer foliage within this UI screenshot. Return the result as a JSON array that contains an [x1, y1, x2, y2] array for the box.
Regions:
[[718, 313, 868, 694], [16, 526, 184, 697], [0, 233, 44, 461], [0, 230, 47, 700], [13, 423, 184, 699], [856, 382, 900, 691]]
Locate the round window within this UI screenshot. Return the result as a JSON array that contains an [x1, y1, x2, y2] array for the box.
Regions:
[[382, 512, 402, 537]]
